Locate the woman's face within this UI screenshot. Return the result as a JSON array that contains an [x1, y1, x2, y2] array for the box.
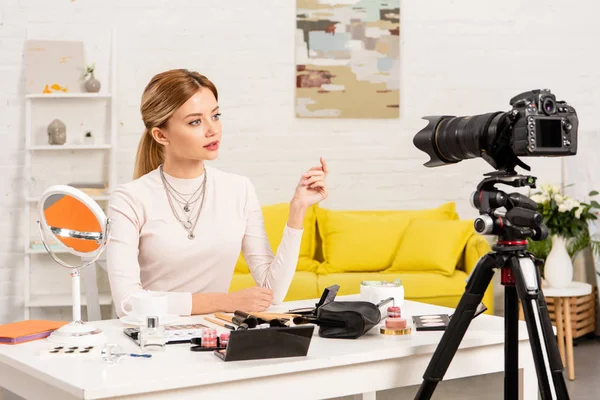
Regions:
[[160, 88, 221, 161]]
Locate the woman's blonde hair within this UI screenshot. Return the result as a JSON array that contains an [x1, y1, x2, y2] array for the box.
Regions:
[[133, 69, 218, 179]]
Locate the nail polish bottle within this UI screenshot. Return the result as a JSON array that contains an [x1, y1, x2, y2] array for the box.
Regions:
[[140, 316, 166, 351]]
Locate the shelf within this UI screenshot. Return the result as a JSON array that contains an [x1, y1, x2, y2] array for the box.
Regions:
[[28, 293, 113, 307], [26, 93, 112, 99], [27, 195, 110, 203], [27, 247, 70, 254], [28, 144, 112, 151]]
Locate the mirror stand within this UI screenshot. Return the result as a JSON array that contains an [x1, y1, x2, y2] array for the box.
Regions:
[[36, 220, 111, 347]]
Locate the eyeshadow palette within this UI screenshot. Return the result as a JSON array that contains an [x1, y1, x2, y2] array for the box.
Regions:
[[411, 314, 451, 331]]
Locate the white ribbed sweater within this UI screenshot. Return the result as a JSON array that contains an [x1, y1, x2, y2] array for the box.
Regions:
[[106, 166, 303, 317]]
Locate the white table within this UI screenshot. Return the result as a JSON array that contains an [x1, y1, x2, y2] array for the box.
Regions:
[[0, 295, 538, 400], [543, 281, 593, 380]]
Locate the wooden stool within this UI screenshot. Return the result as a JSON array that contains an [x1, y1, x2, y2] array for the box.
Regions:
[[543, 282, 593, 381]]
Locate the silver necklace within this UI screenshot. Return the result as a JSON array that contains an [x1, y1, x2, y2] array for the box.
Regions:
[[160, 165, 205, 213], [159, 166, 207, 240]]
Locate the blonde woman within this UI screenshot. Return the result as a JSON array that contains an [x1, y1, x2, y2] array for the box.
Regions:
[[107, 69, 329, 317]]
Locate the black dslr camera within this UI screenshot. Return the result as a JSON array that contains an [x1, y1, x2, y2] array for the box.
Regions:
[[413, 89, 578, 173]]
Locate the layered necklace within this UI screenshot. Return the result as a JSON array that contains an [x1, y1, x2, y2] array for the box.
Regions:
[[159, 164, 207, 240]]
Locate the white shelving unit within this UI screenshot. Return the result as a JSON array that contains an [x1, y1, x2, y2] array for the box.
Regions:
[[22, 29, 118, 320], [27, 144, 113, 151], [26, 93, 112, 99]]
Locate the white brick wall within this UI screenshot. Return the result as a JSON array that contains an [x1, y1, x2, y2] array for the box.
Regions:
[[1, 0, 599, 323]]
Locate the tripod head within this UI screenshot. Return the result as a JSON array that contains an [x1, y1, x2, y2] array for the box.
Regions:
[[470, 171, 549, 252]]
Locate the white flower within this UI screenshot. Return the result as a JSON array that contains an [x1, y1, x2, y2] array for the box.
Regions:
[[540, 184, 553, 194], [530, 194, 545, 204], [554, 194, 564, 204], [568, 199, 580, 211], [575, 207, 583, 219], [552, 185, 561, 194], [559, 198, 580, 212]]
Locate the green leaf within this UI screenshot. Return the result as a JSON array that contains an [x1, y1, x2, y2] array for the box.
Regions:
[[567, 228, 595, 260], [589, 190, 599, 197], [527, 237, 552, 261]]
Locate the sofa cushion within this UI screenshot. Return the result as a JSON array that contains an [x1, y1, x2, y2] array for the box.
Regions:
[[316, 270, 494, 314], [234, 203, 318, 273], [229, 271, 319, 302], [316, 208, 413, 273], [388, 219, 474, 276], [315, 202, 459, 274]]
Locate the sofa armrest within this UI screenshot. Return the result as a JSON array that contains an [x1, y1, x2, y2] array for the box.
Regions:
[[463, 234, 492, 276]]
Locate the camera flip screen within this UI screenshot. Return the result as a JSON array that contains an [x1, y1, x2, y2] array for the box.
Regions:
[[535, 118, 562, 148]]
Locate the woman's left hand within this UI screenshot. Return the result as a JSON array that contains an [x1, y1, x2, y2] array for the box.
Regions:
[[292, 157, 329, 208]]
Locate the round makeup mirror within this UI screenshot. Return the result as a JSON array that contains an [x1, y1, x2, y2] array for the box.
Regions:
[[37, 185, 111, 346]]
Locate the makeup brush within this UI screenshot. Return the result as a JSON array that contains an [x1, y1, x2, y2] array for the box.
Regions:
[[234, 310, 289, 328], [214, 313, 234, 323], [251, 312, 302, 320], [204, 317, 236, 330], [214, 313, 255, 330]]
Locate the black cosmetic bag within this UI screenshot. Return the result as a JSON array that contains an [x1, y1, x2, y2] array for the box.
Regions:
[[316, 301, 381, 339]]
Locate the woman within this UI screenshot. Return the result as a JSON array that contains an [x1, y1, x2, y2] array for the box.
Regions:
[[106, 69, 329, 318]]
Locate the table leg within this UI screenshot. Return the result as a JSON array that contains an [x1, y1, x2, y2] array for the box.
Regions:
[[563, 298, 575, 380], [521, 344, 538, 400], [352, 392, 376, 400], [555, 297, 566, 368]]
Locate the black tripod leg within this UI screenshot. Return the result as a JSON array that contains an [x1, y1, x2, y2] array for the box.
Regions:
[[510, 256, 570, 400], [504, 284, 519, 400], [414, 252, 502, 400]]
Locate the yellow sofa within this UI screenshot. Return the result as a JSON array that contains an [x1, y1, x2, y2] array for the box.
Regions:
[[229, 202, 494, 314]]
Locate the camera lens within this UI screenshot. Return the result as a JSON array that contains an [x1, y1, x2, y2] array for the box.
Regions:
[[413, 112, 505, 168], [542, 97, 556, 115]]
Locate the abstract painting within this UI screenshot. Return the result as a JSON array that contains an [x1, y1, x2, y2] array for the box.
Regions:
[[295, 0, 400, 118]]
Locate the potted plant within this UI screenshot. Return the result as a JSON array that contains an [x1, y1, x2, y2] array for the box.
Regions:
[[83, 63, 101, 93], [83, 131, 94, 145], [528, 184, 600, 287]]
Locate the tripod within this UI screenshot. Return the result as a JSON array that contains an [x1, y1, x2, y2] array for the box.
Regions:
[[415, 172, 570, 400]]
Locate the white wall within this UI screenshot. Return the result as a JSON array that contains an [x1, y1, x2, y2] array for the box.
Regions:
[[1, 0, 599, 323]]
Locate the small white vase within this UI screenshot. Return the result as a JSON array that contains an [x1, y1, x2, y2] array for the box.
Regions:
[[544, 235, 573, 288]]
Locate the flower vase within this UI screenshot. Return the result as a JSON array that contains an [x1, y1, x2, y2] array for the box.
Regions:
[[85, 72, 101, 93], [544, 235, 573, 288]]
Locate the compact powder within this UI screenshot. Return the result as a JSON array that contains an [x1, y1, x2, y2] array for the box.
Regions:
[[412, 314, 451, 331]]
